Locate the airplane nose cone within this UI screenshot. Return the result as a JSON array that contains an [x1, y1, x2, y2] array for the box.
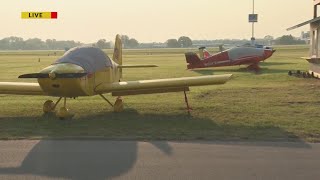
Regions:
[[49, 71, 56, 80], [264, 49, 275, 59]]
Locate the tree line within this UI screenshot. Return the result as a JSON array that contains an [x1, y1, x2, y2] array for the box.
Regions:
[[94, 35, 140, 49], [0, 34, 307, 50], [0, 37, 83, 50], [272, 35, 306, 45]]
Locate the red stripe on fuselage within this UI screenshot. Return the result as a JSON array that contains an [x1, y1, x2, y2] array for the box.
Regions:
[[202, 52, 267, 67]]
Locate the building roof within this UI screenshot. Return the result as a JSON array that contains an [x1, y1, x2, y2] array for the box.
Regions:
[[287, 16, 320, 31]]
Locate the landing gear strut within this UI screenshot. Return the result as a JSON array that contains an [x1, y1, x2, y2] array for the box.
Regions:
[[184, 90, 192, 115], [43, 97, 62, 113], [99, 94, 124, 112]]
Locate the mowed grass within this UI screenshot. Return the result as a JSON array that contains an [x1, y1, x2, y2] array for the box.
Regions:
[[0, 46, 320, 142]]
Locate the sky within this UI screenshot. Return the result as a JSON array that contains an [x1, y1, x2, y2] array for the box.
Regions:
[[0, 0, 314, 43]]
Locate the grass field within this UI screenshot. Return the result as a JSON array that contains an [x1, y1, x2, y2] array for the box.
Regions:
[[0, 46, 320, 142]]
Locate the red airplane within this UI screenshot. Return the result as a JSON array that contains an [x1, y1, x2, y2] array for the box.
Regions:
[[185, 45, 276, 71]]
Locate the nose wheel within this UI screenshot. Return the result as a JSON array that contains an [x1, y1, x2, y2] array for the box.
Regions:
[[43, 97, 73, 119], [56, 107, 73, 119], [56, 97, 74, 119]]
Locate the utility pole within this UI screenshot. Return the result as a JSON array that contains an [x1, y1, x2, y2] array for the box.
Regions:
[[252, 0, 255, 41], [248, 0, 257, 45]]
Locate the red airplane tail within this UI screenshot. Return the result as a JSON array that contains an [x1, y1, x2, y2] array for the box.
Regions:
[[185, 52, 205, 69], [198, 47, 211, 59], [203, 49, 211, 58]]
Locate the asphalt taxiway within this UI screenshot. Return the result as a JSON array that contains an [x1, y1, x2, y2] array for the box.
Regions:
[[0, 140, 319, 180]]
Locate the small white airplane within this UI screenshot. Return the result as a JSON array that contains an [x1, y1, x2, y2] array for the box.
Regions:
[[186, 45, 275, 72]]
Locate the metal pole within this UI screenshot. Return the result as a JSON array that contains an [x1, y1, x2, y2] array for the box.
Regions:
[[252, 0, 255, 39]]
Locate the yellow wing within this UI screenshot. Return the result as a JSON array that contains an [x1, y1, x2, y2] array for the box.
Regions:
[[95, 74, 232, 96], [0, 82, 44, 95]]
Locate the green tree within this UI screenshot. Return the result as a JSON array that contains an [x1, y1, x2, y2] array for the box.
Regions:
[[24, 38, 45, 50], [275, 35, 305, 45], [166, 39, 179, 48], [127, 38, 139, 48], [96, 39, 111, 49], [0, 36, 83, 50], [46, 39, 57, 49], [121, 35, 130, 48], [178, 36, 192, 48]]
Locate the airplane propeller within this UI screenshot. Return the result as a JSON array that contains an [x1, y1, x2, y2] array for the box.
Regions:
[[18, 73, 87, 79]]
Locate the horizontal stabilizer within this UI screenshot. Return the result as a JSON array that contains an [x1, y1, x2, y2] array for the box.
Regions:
[[287, 16, 320, 31], [19, 73, 87, 79], [118, 65, 158, 68], [185, 52, 205, 69], [185, 52, 201, 62]]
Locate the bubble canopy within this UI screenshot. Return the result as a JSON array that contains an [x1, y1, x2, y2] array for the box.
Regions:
[[53, 46, 112, 73]]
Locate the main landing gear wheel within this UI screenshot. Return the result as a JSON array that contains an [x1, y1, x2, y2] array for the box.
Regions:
[[247, 63, 261, 73], [99, 94, 123, 112], [56, 107, 74, 120], [43, 100, 55, 113], [114, 97, 124, 112]]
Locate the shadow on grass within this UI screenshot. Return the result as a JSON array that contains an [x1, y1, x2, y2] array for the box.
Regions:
[[260, 62, 297, 66], [0, 110, 311, 179], [192, 68, 247, 75], [192, 67, 289, 75], [0, 108, 308, 143], [259, 68, 291, 74]]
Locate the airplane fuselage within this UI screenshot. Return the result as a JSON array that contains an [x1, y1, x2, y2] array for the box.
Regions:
[[38, 62, 121, 97], [187, 47, 275, 69]]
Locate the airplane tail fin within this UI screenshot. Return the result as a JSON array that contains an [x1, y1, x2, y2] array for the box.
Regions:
[[113, 34, 122, 65], [113, 34, 123, 78], [198, 47, 211, 59], [185, 52, 205, 69], [203, 49, 211, 58]]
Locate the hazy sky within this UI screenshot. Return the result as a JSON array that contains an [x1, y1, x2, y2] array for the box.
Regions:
[[0, 0, 314, 43]]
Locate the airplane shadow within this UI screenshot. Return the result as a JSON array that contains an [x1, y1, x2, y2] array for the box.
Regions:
[[191, 69, 245, 76], [0, 140, 137, 180], [259, 62, 297, 67], [0, 110, 310, 179], [0, 139, 172, 180], [192, 67, 290, 75]]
